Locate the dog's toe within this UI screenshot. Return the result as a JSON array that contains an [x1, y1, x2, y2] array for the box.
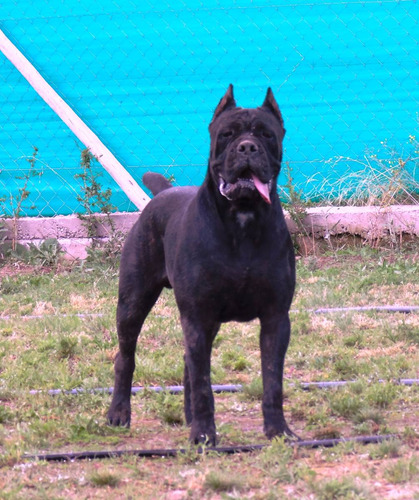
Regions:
[[189, 429, 217, 447], [107, 409, 131, 428], [265, 423, 300, 441]]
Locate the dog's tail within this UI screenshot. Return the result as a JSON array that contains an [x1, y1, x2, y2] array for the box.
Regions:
[[143, 172, 173, 196]]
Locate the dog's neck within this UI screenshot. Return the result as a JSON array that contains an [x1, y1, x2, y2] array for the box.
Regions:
[[201, 172, 276, 242]]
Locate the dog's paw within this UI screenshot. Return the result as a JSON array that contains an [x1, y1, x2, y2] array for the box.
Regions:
[[189, 423, 217, 446], [107, 407, 131, 428], [283, 428, 301, 442], [189, 432, 217, 447], [264, 424, 300, 442]]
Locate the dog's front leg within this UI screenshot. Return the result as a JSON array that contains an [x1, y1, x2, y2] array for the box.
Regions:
[[181, 316, 219, 445], [260, 312, 298, 440]]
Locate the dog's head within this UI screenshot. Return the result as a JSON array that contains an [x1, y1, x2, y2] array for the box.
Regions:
[[208, 85, 285, 206]]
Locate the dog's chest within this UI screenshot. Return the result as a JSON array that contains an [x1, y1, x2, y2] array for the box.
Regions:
[[204, 249, 278, 320], [235, 210, 255, 229]]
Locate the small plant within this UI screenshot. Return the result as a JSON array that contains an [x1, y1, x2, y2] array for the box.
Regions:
[[353, 407, 385, 426], [1, 147, 42, 251], [384, 457, 418, 484], [312, 476, 369, 500], [332, 357, 359, 378], [369, 438, 402, 459], [221, 350, 249, 371], [89, 470, 120, 487], [56, 335, 79, 360], [343, 332, 364, 348], [0, 405, 14, 424], [281, 162, 313, 254], [151, 391, 184, 426], [292, 310, 311, 335], [0, 221, 7, 260], [366, 383, 397, 409], [241, 377, 263, 401], [27, 238, 62, 268], [282, 162, 308, 231], [75, 149, 123, 266], [328, 392, 363, 418], [75, 149, 116, 236], [69, 416, 104, 442], [204, 470, 245, 493], [259, 437, 296, 483], [313, 425, 341, 440]]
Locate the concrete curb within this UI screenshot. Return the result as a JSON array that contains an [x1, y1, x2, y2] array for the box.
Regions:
[[287, 205, 419, 239], [1, 205, 418, 259]]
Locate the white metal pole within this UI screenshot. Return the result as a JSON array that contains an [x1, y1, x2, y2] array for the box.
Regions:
[[0, 29, 150, 211]]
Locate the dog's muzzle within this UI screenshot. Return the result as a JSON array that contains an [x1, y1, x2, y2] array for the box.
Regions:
[[219, 174, 272, 204]]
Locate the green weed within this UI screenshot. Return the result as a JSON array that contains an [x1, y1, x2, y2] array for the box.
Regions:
[[150, 391, 184, 426], [353, 407, 385, 426], [259, 437, 297, 483], [366, 383, 398, 409], [89, 470, 120, 487], [56, 335, 79, 360], [332, 356, 359, 378], [329, 392, 363, 418], [369, 438, 402, 459], [0, 146, 42, 251], [204, 469, 246, 493], [74, 148, 123, 268], [221, 350, 249, 371], [241, 377, 263, 401], [384, 457, 418, 484], [0, 405, 14, 424], [312, 476, 370, 500], [27, 238, 63, 268]]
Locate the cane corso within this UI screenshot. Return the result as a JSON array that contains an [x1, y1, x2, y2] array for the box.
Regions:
[[107, 85, 297, 444]]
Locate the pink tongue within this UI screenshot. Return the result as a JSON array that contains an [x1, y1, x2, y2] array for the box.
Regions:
[[251, 174, 271, 204]]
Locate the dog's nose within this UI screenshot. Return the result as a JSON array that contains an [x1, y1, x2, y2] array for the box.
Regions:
[[237, 140, 259, 155]]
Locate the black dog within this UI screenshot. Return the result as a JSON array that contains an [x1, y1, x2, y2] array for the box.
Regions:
[[107, 85, 296, 444]]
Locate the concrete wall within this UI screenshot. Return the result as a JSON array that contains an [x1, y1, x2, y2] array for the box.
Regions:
[[1, 205, 418, 260]]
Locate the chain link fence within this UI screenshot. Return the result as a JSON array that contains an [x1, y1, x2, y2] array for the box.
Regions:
[[1, 0, 418, 217]]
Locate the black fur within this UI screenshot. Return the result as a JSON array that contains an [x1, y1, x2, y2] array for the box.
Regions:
[[107, 85, 297, 444]]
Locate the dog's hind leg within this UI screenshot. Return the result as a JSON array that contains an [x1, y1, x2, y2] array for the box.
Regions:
[[107, 264, 163, 427]]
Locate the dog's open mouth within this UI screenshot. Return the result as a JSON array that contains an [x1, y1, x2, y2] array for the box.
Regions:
[[219, 174, 272, 204]]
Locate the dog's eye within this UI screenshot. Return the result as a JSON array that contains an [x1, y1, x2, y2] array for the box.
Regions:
[[262, 130, 273, 139], [220, 130, 233, 139]]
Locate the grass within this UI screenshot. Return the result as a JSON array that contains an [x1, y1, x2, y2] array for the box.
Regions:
[[384, 457, 418, 484], [298, 141, 419, 207], [89, 469, 120, 487], [312, 476, 371, 500], [0, 246, 418, 498], [204, 469, 246, 493]]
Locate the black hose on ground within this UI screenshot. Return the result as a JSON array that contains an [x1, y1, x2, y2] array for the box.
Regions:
[[23, 434, 399, 462], [309, 306, 419, 314], [3, 304, 418, 322], [28, 379, 418, 396]]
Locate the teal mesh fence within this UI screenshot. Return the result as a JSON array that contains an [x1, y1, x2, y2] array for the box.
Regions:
[[0, 0, 418, 217]]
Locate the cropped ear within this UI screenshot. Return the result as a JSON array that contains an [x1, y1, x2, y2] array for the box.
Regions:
[[262, 88, 284, 127], [211, 84, 236, 122]]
